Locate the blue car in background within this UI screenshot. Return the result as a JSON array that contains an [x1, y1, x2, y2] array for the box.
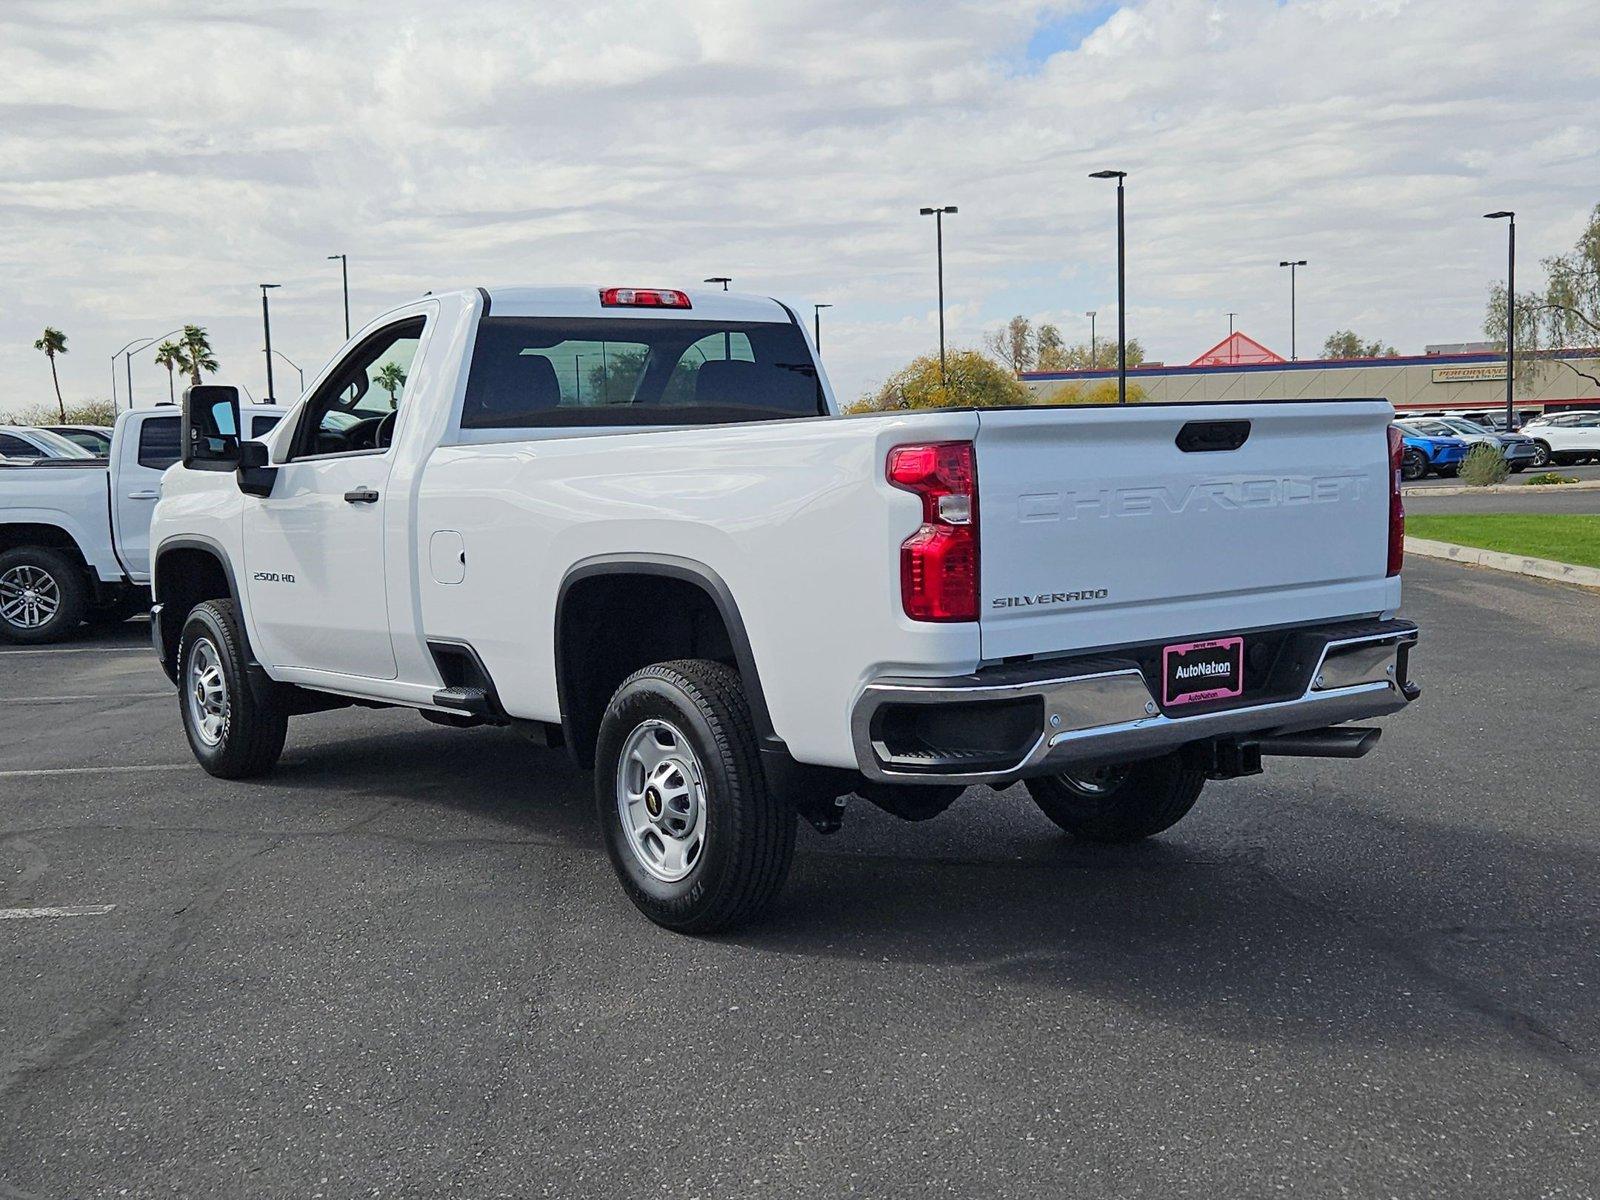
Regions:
[[1394, 421, 1469, 481]]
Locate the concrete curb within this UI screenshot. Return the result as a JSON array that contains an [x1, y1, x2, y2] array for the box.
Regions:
[[1405, 536, 1600, 590], [1405, 479, 1600, 498]]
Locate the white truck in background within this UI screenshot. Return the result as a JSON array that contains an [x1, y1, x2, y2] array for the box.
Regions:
[[0, 398, 284, 642], [149, 285, 1421, 933]]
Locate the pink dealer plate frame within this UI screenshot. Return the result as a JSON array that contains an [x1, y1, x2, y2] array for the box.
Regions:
[[1162, 636, 1244, 707]]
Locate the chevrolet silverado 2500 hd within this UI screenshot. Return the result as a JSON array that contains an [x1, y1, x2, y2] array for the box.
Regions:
[[150, 285, 1419, 932], [0, 398, 283, 642]]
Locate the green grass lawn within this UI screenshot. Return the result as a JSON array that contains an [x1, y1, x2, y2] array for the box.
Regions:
[[1407, 514, 1600, 569]]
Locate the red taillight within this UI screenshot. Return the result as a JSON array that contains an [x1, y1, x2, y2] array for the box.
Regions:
[[888, 442, 979, 621], [599, 287, 692, 309], [1387, 425, 1405, 576]]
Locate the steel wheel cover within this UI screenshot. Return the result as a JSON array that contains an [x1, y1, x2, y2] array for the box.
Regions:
[[186, 637, 230, 747], [616, 719, 707, 883]]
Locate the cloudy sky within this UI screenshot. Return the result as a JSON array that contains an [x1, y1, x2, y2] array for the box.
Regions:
[[2, 0, 1596, 415]]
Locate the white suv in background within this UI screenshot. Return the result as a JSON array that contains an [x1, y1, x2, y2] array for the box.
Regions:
[[1521, 411, 1600, 466]]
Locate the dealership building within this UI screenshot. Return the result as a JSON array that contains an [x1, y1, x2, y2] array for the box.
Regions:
[[1020, 332, 1600, 417]]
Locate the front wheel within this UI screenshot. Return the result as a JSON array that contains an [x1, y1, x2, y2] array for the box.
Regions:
[[1025, 753, 1205, 843], [177, 599, 288, 779], [594, 659, 795, 933], [1400, 449, 1429, 482], [1530, 441, 1552, 468]]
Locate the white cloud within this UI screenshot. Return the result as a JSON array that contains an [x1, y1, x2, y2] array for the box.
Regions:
[[0, 0, 1595, 415]]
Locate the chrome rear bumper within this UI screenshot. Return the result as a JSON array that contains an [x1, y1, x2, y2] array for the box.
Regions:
[[851, 620, 1419, 786]]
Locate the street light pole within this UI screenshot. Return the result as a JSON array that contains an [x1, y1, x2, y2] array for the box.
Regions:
[[1485, 211, 1516, 431], [260, 284, 282, 403], [813, 303, 833, 353], [1086, 311, 1097, 367], [1278, 260, 1307, 360], [269, 349, 305, 396], [112, 328, 185, 411], [919, 206, 958, 386], [1227, 311, 1238, 362], [327, 254, 349, 340], [1089, 171, 1128, 403]]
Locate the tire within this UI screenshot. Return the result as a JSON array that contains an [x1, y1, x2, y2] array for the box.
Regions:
[[594, 659, 795, 934], [1531, 441, 1552, 468], [0, 546, 89, 645], [1025, 753, 1205, 844], [1400, 449, 1429, 482], [177, 599, 288, 779]]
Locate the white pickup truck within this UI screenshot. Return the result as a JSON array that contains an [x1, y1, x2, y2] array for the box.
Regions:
[[0, 399, 284, 642], [150, 285, 1420, 932]]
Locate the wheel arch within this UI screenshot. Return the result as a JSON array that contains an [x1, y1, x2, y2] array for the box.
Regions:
[[554, 554, 777, 769], [151, 536, 245, 681]]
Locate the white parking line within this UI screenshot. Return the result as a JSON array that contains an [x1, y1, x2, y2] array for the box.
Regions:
[[0, 646, 150, 656], [0, 764, 191, 779], [0, 905, 116, 919], [0, 693, 170, 705]]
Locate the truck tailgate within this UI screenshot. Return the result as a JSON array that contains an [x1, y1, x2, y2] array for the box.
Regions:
[[975, 402, 1399, 661]]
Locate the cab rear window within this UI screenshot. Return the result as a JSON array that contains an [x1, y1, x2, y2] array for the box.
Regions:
[[461, 317, 824, 429]]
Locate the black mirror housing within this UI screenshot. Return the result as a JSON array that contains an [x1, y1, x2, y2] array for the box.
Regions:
[[236, 440, 277, 498], [181, 384, 243, 470]]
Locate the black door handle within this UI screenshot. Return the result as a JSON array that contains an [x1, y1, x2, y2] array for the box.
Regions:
[[344, 488, 379, 504]]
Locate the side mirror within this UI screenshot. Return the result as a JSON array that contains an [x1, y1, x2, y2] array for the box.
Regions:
[[182, 384, 242, 469], [236, 440, 277, 498]]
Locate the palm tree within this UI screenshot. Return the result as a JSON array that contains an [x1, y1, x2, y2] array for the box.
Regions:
[[153, 341, 183, 402], [175, 324, 219, 386], [375, 362, 407, 408], [32, 327, 68, 420]]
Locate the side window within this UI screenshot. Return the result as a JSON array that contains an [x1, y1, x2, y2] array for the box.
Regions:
[[0, 434, 42, 458], [136, 416, 182, 470], [250, 413, 284, 438], [293, 318, 425, 459]]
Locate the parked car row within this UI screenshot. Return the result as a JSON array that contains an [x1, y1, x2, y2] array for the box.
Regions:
[[1393, 417, 1539, 478]]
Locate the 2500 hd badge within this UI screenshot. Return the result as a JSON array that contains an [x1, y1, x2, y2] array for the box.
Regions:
[[252, 571, 296, 584]]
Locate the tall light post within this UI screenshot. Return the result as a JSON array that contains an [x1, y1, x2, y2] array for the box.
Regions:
[[1089, 170, 1128, 403], [704, 276, 731, 291], [260, 284, 282, 403], [1279, 260, 1307, 360], [1227, 311, 1238, 362], [813, 303, 833, 353], [1085, 310, 1097, 367], [269, 349, 305, 396], [918, 205, 958, 386], [328, 253, 350, 340], [1484, 211, 1516, 431]]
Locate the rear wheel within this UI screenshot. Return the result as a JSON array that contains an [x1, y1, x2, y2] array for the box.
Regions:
[[595, 659, 795, 933], [1400, 449, 1429, 481], [1025, 753, 1205, 843], [0, 547, 88, 645], [177, 599, 288, 779]]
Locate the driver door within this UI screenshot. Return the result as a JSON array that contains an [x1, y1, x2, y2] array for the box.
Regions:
[[241, 317, 424, 679]]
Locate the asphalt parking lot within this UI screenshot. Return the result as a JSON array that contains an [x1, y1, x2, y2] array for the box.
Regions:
[[3, 557, 1597, 1199]]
